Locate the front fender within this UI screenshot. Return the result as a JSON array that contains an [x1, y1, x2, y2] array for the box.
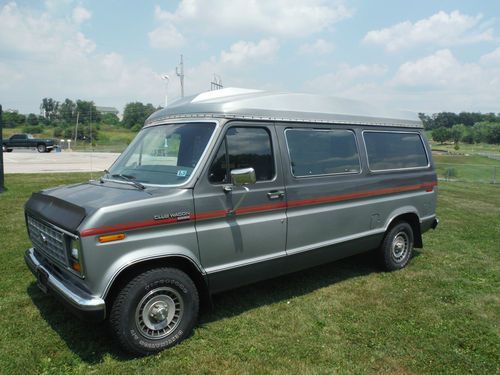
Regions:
[[99, 244, 204, 299]]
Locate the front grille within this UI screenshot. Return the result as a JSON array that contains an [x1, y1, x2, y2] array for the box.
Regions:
[[27, 216, 68, 266]]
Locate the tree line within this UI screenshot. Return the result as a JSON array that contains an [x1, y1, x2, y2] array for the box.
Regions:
[[419, 112, 500, 146], [2, 98, 161, 142]]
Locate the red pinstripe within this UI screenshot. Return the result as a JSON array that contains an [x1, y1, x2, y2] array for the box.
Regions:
[[80, 181, 436, 237]]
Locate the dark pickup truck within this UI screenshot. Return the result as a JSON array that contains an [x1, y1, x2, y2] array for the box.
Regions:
[[2, 133, 55, 153]]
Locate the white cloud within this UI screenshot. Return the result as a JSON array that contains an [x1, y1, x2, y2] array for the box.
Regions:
[[363, 11, 493, 51], [480, 46, 500, 66], [393, 49, 483, 87], [299, 39, 334, 55], [0, 2, 164, 112], [304, 63, 387, 92], [148, 24, 185, 49], [303, 50, 500, 112], [220, 38, 279, 65], [72, 5, 91, 24], [153, 0, 352, 38]]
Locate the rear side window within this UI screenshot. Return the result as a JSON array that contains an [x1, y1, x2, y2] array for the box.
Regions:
[[285, 129, 360, 177], [364, 131, 428, 171], [208, 127, 275, 183]]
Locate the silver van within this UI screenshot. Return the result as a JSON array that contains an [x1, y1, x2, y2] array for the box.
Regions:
[[24, 88, 438, 355]]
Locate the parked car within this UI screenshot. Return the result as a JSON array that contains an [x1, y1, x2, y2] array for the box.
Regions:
[[24, 88, 438, 355], [2, 133, 55, 152]]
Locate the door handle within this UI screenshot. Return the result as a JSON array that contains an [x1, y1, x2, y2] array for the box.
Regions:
[[267, 190, 285, 200]]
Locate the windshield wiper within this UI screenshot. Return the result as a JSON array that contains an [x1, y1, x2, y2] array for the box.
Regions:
[[102, 170, 145, 190]]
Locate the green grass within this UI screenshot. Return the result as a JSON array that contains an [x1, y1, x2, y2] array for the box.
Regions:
[[433, 154, 500, 183], [0, 174, 499, 374]]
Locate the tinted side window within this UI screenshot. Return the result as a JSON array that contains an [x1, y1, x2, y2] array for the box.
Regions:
[[285, 129, 360, 177], [209, 127, 275, 183], [364, 131, 428, 170]]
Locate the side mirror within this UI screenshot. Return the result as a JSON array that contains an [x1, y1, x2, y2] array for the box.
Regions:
[[230, 167, 256, 187]]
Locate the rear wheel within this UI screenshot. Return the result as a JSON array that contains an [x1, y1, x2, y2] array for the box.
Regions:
[[37, 144, 46, 153], [109, 267, 199, 356], [379, 221, 414, 271]]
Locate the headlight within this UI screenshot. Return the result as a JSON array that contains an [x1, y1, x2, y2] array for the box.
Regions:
[[69, 238, 83, 274]]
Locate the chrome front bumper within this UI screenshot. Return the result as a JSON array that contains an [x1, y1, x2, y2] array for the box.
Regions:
[[25, 248, 106, 321]]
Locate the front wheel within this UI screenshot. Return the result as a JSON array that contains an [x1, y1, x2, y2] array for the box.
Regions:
[[109, 267, 199, 356], [37, 144, 46, 153], [379, 221, 414, 271]]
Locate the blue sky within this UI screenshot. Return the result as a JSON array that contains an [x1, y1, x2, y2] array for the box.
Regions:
[[0, 0, 499, 114]]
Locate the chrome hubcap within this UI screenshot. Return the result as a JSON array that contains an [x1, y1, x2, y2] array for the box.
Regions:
[[135, 287, 184, 340], [391, 231, 409, 262]]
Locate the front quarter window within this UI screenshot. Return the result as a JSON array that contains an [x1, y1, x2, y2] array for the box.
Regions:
[[108, 122, 216, 186]]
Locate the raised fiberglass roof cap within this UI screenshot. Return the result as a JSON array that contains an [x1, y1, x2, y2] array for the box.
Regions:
[[145, 87, 422, 128]]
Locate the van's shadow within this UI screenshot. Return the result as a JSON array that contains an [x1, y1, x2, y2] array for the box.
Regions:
[[27, 250, 421, 363]]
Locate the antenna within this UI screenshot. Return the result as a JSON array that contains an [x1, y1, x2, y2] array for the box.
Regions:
[[161, 74, 170, 107], [211, 74, 223, 90], [175, 54, 184, 97]]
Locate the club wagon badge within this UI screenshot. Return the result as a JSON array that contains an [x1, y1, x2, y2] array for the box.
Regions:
[[154, 211, 191, 222]]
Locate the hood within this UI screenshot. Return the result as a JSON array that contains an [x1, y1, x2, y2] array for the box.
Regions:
[[25, 181, 156, 233]]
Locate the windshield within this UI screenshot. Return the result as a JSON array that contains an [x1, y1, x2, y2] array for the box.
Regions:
[[107, 122, 216, 186]]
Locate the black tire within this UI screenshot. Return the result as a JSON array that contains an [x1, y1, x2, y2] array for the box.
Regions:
[[379, 221, 414, 271], [7, 149, 13, 152], [109, 267, 199, 356], [37, 144, 46, 153]]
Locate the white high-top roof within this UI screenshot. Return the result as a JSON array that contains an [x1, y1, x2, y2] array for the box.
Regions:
[[145, 88, 422, 128]]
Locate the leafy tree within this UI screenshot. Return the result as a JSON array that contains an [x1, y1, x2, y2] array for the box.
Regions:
[[432, 127, 451, 144], [2, 111, 24, 128], [472, 122, 492, 143], [122, 102, 156, 129], [461, 126, 475, 144], [450, 124, 466, 145], [457, 112, 482, 127], [76, 100, 101, 123], [101, 113, 120, 125], [58, 99, 77, 124], [27, 113, 39, 125], [418, 113, 432, 128], [489, 123, 500, 144], [433, 112, 459, 129], [40, 98, 59, 120]]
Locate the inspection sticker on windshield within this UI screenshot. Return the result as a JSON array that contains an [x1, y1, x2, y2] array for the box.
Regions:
[[177, 170, 188, 177]]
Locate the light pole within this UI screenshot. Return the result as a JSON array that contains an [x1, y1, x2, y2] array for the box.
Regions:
[[161, 74, 170, 107]]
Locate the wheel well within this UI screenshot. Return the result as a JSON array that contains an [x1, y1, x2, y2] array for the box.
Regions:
[[104, 256, 211, 318], [388, 213, 423, 248]]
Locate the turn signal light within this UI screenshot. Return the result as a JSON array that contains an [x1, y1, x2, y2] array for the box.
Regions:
[[98, 233, 126, 243], [72, 262, 81, 272]]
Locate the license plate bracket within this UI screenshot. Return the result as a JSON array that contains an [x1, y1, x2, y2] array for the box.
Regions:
[[36, 267, 49, 294]]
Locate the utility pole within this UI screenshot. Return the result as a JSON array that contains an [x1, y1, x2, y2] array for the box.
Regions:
[[0, 104, 4, 193], [176, 54, 185, 97], [74, 111, 79, 144], [161, 74, 170, 107]]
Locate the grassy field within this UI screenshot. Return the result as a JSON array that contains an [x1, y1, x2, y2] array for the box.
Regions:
[[0, 174, 498, 374], [433, 154, 500, 183]]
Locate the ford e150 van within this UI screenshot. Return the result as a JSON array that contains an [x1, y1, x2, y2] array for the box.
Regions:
[[24, 88, 438, 355]]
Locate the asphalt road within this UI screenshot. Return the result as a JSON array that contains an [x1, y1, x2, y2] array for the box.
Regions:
[[2, 149, 120, 174]]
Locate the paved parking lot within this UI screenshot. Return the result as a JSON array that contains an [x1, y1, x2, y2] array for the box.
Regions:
[[2, 150, 120, 173]]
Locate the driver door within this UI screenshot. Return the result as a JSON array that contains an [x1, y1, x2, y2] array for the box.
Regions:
[[194, 122, 287, 292]]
